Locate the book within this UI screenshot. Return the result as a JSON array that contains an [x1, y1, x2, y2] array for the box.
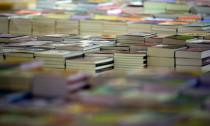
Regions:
[[66, 56, 114, 73], [80, 20, 104, 35], [114, 52, 146, 71], [152, 24, 178, 35], [117, 32, 157, 45], [55, 43, 100, 51], [127, 23, 152, 33], [166, 3, 191, 13], [190, 6, 210, 15], [35, 50, 84, 58], [0, 34, 29, 43], [0, 70, 33, 91], [32, 17, 55, 36], [176, 48, 210, 59], [144, 1, 167, 13], [186, 39, 210, 48], [103, 21, 128, 36], [0, 16, 9, 34], [55, 19, 79, 35], [147, 57, 175, 67], [147, 44, 187, 58], [100, 46, 130, 51], [162, 35, 197, 45], [9, 17, 32, 35], [35, 50, 84, 69], [145, 34, 171, 45], [176, 58, 210, 66], [178, 23, 210, 34], [37, 34, 69, 42], [176, 65, 210, 72]]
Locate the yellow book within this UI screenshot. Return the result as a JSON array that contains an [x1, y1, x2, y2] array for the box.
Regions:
[[5, 57, 34, 62], [94, 15, 119, 21], [46, 13, 71, 19]]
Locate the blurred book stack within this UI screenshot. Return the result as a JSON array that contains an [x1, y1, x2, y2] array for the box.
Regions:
[[32, 17, 55, 36], [103, 21, 128, 36], [37, 34, 69, 42], [178, 22, 210, 35], [55, 43, 100, 53], [116, 32, 156, 46], [176, 47, 210, 72], [165, 3, 191, 13], [147, 44, 187, 70], [80, 20, 104, 35], [0, 34, 31, 43], [35, 50, 84, 70], [4, 49, 35, 62], [162, 35, 197, 46], [55, 19, 79, 35], [9, 17, 32, 35], [0, 16, 10, 34], [114, 52, 146, 71], [66, 56, 114, 73], [0, 52, 4, 62], [152, 24, 178, 35], [127, 22, 152, 33], [144, 1, 167, 14]]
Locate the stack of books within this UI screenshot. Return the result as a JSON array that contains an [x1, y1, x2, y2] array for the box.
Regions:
[[66, 56, 114, 73], [103, 21, 128, 36], [36, 0, 56, 9], [0, 52, 4, 62], [162, 35, 196, 46], [186, 39, 210, 48], [114, 52, 146, 71], [190, 5, 210, 15], [5, 50, 35, 62], [32, 17, 55, 36], [100, 45, 130, 52], [145, 34, 170, 46], [144, 1, 167, 13], [9, 17, 32, 35], [55, 43, 100, 53], [35, 50, 84, 69], [80, 20, 104, 35], [152, 24, 178, 35], [55, 19, 79, 35], [0, 34, 30, 43], [0, 16, 9, 34], [116, 32, 156, 46], [165, 3, 191, 13], [178, 23, 210, 34], [176, 48, 210, 72], [147, 44, 187, 70], [37, 34, 69, 42], [127, 22, 152, 33]]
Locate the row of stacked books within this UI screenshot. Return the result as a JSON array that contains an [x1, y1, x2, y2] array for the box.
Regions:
[[0, 64, 210, 125], [0, 34, 116, 73], [144, 0, 210, 14], [0, 32, 210, 73], [0, 9, 210, 36]]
